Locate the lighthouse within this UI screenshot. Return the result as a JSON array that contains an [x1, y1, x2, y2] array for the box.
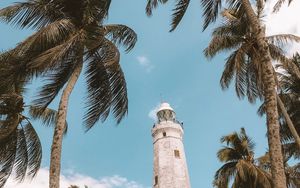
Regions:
[[151, 102, 191, 188]]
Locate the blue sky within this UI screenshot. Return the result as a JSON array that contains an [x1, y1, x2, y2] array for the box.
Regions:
[[1, 0, 300, 187]]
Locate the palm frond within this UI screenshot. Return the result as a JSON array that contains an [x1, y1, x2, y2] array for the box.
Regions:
[[104, 24, 137, 52], [273, 0, 287, 12], [220, 47, 247, 94], [146, 0, 168, 16], [220, 128, 255, 157], [267, 34, 300, 48], [27, 30, 82, 74], [0, 122, 42, 185], [201, 0, 222, 31], [13, 126, 29, 182], [84, 53, 112, 130], [84, 39, 128, 130], [217, 147, 242, 162], [14, 19, 74, 57], [23, 122, 42, 177], [268, 43, 290, 64], [0, 0, 64, 29], [169, 0, 190, 32], [0, 131, 17, 187], [204, 35, 242, 58], [214, 161, 237, 188], [234, 50, 247, 100]]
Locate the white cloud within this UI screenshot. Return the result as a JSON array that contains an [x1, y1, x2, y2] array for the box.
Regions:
[[265, 0, 300, 56], [6, 168, 148, 188], [136, 56, 154, 73], [148, 104, 160, 121]]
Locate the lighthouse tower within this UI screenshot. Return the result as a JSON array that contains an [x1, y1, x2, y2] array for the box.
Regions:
[[151, 102, 191, 188]]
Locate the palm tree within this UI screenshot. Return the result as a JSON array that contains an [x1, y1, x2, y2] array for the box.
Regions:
[[204, 7, 300, 147], [0, 1, 137, 188], [214, 128, 272, 188], [146, 0, 298, 186], [0, 52, 65, 187], [204, 0, 295, 185], [203, 5, 298, 186]]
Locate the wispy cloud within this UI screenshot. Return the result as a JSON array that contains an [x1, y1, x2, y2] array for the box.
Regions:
[[148, 104, 160, 121], [265, 0, 300, 56], [6, 168, 148, 188], [136, 56, 154, 73]]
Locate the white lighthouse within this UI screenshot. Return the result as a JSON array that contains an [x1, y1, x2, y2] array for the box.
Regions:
[[151, 102, 191, 188]]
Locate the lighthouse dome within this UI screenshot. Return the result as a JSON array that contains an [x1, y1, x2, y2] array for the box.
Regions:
[[156, 102, 176, 122]]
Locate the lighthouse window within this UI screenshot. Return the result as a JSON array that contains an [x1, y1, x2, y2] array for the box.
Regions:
[[174, 150, 180, 158], [163, 132, 166, 137], [154, 176, 158, 185]]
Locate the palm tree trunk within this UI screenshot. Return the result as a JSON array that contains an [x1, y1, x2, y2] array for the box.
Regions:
[[49, 62, 83, 188], [277, 95, 300, 148], [240, 0, 287, 187]]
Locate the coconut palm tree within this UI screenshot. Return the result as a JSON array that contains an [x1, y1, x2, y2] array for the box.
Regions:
[[203, 5, 298, 186], [204, 1, 295, 185], [0, 52, 65, 188], [0, 1, 137, 187], [214, 128, 272, 188], [146, 0, 297, 186], [204, 7, 300, 146]]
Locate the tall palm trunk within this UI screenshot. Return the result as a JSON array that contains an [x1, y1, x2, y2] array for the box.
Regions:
[[240, 0, 287, 187], [274, 64, 300, 149], [277, 95, 300, 148], [49, 62, 83, 188]]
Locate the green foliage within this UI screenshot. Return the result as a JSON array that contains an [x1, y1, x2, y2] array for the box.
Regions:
[[214, 128, 272, 188], [0, 0, 137, 130], [204, 9, 300, 104], [0, 53, 42, 187], [0, 1, 137, 187]]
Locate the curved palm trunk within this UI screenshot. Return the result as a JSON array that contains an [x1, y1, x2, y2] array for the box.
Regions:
[[240, 0, 287, 187], [277, 95, 300, 148], [49, 62, 83, 188]]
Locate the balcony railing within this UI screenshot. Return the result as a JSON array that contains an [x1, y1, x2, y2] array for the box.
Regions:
[[153, 119, 184, 129]]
